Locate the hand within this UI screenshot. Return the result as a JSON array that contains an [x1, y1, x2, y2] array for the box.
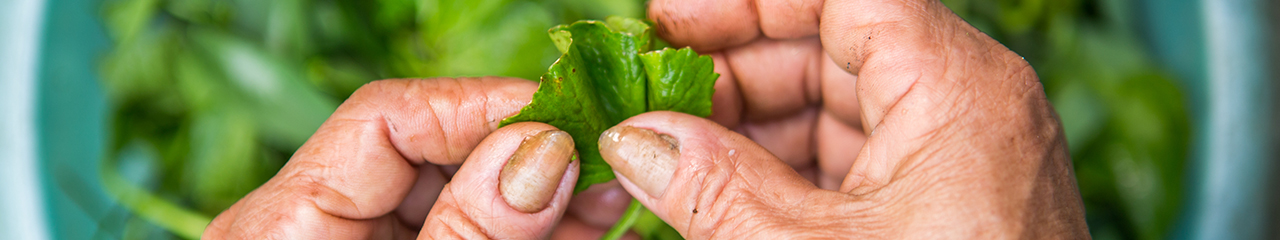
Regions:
[[203, 78, 604, 239], [591, 0, 1089, 238]]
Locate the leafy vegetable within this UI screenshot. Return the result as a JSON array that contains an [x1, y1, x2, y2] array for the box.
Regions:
[[500, 17, 718, 193], [499, 17, 716, 240], [92, 0, 1190, 239]]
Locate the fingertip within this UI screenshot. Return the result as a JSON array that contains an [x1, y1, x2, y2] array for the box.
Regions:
[[606, 111, 818, 237], [599, 126, 680, 198], [500, 129, 576, 213], [422, 122, 579, 238]]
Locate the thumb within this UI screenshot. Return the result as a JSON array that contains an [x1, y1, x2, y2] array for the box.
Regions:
[[420, 122, 579, 239], [599, 111, 858, 238]]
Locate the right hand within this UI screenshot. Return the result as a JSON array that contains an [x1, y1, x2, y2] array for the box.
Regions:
[[588, 0, 1091, 238]]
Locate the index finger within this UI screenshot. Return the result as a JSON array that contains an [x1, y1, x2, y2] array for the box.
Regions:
[[214, 77, 535, 227], [286, 77, 538, 219]]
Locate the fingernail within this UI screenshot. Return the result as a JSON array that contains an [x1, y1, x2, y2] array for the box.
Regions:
[[598, 126, 679, 198], [500, 130, 576, 213]]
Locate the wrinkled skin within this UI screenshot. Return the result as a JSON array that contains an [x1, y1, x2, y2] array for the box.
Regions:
[[204, 0, 1089, 239]]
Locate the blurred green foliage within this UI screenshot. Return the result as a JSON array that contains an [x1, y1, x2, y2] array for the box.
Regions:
[[98, 0, 643, 238], [97, 0, 1188, 239]]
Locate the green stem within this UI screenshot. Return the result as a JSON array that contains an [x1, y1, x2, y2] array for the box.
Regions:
[[600, 199, 646, 240], [101, 161, 212, 239]]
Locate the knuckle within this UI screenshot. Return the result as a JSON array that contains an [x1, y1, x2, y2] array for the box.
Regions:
[[277, 161, 374, 218], [424, 197, 491, 239]]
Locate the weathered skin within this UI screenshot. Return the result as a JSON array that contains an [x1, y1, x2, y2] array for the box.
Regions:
[[204, 0, 1089, 238]]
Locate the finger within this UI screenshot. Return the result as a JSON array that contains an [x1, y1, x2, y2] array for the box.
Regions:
[[818, 51, 862, 128], [719, 38, 827, 180], [598, 111, 878, 238], [655, 0, 1089, 237], [204, 194, 415, 239], [421, 122, 579, 239], [394, 164, 448, 228], [668, 0, 1036, 194], [205, 77, 534, 238], [648, 0, 822, 50], [814, 52, 867, 190], [756, 0, 823, 38], [374, 78, 540, 166], [723, 37, 823, 121], [566, 181, 633, 228], [739, 107, 818, 170], [814, 110, 866, 190], [706, 53, 744, 129], [648, 0, 762, 51], [292, 78, 536, 219], [709, 34, 863, 137], [651, 0, 1003, 131]]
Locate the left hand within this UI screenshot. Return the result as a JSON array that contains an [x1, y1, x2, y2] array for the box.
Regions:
[[204, 77, 594, 239]]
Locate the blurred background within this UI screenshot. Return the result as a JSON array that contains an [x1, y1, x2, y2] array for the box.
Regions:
[[0, 0, 1274, 239]]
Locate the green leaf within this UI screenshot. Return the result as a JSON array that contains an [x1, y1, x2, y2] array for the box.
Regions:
[[500, 17, 718, 193], [640, 48, 716, 118], [634, 208, 683, 240], [505, 19, 716, 239], [549, 19, 651, 123]]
